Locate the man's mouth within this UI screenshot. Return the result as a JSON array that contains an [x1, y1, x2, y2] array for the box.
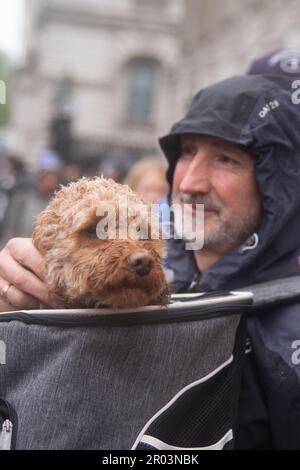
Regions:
[[175, 194, 223, 219], [188, 203, 218, 216]]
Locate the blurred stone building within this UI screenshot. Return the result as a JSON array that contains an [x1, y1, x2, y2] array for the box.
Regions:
[[11, 0, 300, 168], [12, 0, 184, 167], [175, 0, 300, 116]]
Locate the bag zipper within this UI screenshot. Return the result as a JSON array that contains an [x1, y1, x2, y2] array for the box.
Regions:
[[0, 399, 16, 450], [0, 419, 13, 450]]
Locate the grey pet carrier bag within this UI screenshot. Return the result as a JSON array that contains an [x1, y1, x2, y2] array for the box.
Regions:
[[0, 289, 262, 450]]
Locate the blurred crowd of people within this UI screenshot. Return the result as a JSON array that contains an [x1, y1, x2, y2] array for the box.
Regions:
[[0, 148, 169, 248]]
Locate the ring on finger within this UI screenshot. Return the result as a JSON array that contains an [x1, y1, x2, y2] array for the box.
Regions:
[[0, 283, 13, 300]]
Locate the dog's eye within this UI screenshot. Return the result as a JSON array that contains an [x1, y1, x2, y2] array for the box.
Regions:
[[84, 226, 98, 238]]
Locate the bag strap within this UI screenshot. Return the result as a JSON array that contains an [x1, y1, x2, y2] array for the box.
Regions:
[[239, 275, 300, 308]]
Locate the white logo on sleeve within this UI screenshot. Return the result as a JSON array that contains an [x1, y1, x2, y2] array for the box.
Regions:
[[291, 340, 300, 366], [291, 80, 300, 105], [258, 100, 280, 118]]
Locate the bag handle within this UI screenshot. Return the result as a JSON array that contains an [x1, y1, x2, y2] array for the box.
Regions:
[[239, 275, 300, 308]]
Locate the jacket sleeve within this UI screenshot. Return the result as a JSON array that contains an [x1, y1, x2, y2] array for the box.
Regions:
[[237, 304, 300, 449]]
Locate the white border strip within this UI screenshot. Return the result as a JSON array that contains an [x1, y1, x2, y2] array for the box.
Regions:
[[131, 355, 234, 450], [140, 429, 233, 451]]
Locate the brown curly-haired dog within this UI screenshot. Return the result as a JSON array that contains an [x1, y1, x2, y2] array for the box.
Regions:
[[32, 177, 169, 309]]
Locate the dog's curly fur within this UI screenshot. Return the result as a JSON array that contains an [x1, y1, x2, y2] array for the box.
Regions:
[[32, 176, 169, 309]]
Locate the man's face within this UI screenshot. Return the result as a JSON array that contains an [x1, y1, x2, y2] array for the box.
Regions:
[[172, 135, 263, 252]]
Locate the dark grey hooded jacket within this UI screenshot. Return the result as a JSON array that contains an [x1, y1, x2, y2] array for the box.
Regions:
[[159, 74, 300, 449]]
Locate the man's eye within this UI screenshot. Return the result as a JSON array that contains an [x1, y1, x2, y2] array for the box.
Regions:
[[216, 155, 239, 166], [180, 145, 196, 159]]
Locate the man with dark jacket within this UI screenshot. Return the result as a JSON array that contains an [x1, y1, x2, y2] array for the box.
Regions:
[[0, 74, 300, 449], [159, 74, 300, 449]]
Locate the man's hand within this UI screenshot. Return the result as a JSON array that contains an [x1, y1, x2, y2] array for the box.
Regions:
[[0, 238, 55, 312]]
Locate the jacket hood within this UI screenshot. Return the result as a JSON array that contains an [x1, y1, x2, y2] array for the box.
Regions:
[[159, 75, 300, 291]]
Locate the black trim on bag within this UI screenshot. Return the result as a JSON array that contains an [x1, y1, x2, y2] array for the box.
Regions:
[[0, 304, 252, 328], [0, 292, 253, 327]]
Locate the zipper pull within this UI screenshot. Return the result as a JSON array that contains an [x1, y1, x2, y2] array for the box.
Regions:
[[0, 419, 13, 450], [188, 273, 201, 292], [238, 233, 259, 254]]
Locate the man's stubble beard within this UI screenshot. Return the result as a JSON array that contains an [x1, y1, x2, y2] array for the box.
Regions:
[[202, 209, 261, 248], [173, 192, 262, 250]]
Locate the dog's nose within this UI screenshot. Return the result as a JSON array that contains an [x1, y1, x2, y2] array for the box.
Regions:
[[126, 252, 154, 276]]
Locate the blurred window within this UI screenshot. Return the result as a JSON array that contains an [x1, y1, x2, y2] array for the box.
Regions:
[[134, 0, 168, 6], [127, 59, 159, 121]]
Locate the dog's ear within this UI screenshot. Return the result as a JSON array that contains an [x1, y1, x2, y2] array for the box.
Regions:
[[32, 208, 61, 254], [74, 202, 117, 237]]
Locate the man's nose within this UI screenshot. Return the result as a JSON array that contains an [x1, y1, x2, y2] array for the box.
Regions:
[[179, 157, 212, 194]]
